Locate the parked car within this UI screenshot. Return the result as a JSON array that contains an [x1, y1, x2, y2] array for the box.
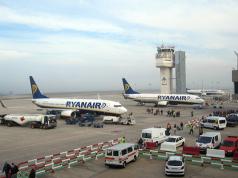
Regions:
[[160, 136, 185, 152], [220, 136, 238, 156], [161, 136, 185, 147], [165, 155, 185, 176], [226, 114, 238, 127]]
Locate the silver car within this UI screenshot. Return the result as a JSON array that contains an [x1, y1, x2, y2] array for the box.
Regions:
[[165, 155, 185, 176]]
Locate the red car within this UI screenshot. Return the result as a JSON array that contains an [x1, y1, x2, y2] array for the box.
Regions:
[[220, 136, 238, 156]]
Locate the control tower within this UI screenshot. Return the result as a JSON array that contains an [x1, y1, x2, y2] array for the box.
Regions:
[[155, 45, 175, 94]]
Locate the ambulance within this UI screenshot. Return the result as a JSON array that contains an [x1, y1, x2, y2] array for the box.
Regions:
[[105, 143, 139, 168]]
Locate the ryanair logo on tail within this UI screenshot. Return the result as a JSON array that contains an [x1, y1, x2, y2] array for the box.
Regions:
[[32, 84, 38, 95], [124, 84, 130, 91]]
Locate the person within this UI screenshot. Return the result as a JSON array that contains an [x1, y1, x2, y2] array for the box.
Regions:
[[120, 136, 126, 143], [173, 124, 177, 135], [29, 168, 36, 178], [191, 111, 194, 117], [180, 121, 184, 130], [199, 125, 203, 136], [2, 162, 11, 178], [138, 137, 144, 149], [189, 124, 194, 135], [160, 110, 163, 115], [11, 163, 19, 176]]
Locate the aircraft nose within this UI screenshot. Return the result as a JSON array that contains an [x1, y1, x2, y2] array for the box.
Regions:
[[200, 98, 205, 103], [121, 106, 128, 113]]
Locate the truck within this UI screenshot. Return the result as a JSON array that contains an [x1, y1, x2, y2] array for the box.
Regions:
[[220, 136, 238, 156], [0, 114, 57, 129], [103, 115, 136, 125]]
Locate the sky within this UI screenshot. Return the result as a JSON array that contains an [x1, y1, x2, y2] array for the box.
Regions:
[[0, 0, 237, 94]]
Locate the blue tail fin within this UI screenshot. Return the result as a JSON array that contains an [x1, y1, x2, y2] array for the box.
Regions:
[[122, 78, 139, 94], [29, 76, 48, 99]]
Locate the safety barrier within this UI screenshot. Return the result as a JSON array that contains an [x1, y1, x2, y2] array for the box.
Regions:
[[15, 138, 120, 178], [182, 146, 200, 156], [206, 149, 225, 159], [139, 149, 238, 171], [160, 143, 177, 152]]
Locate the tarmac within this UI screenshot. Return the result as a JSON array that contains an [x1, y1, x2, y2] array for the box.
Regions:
[[0, 91, 237, 177]]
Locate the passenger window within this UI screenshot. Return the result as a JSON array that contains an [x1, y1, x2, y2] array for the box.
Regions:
[[113, 150, 119, 156], [215, 136, 218, 141], [107, 150, 112, 156], [134, 144, 138, 150], [128, 147, 133, 153], [122, 149, 127, 156]]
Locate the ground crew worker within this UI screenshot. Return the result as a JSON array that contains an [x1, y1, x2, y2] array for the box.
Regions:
[[122, 136, 126, 143]]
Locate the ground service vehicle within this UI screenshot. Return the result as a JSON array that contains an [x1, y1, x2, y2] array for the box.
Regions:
[[220, 136, 238, 156], [103, 115, 135, 125], [196, 132, 221, 152], [0, 114, 57, 129], [141, 128, 168, 149], [200, 116, 227, 130], [226, 114, 238, 127], [105, 143, 139, 168], [165, 156, 185, 176]]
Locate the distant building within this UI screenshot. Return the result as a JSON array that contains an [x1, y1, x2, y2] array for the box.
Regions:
[[232, 70, 238, 99], [175, 51, 186, 94]]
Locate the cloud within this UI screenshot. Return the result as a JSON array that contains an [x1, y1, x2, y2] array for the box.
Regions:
[[0, 5, 123, 33], [0, 49, 31, 60]]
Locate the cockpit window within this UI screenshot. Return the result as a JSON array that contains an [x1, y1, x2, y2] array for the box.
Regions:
[[114, 105, 122, 107]]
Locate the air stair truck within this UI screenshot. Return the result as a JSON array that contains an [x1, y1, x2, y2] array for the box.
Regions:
[[0, 114, 57, 129]]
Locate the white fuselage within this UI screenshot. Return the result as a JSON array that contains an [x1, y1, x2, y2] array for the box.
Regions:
[[32, 98, 127, 116], [123, 93, 204, 105], [187, 89, 225, 96]]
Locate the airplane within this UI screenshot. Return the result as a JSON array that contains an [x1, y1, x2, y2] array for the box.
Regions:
[[122, 78, 204, 106], [186, 89, 225, 96], [30, 76, 127, 117]]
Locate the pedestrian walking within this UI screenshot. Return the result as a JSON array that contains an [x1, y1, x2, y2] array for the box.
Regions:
[[191, 111, 194, 117], [180, 121, 184, 130], [2, 162, 11, 178], [173, 124, 177, 135], [199, 125, 203, 136]]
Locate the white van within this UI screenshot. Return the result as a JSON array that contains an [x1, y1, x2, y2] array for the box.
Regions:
[[195, 132, 222, 152], [141, 128, 168, 145], [200, 116, 227, 130], [105, 143, 139, 168]]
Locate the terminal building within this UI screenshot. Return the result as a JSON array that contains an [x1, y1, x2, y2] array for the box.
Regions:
[[175, 51, 186, 94]]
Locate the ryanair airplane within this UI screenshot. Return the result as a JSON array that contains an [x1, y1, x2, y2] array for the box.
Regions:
[[122, 78, 204, 106], [30, 76, 127, 117]]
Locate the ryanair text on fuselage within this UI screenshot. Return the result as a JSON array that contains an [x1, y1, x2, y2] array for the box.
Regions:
[[66, 101, 107, 109], [158, 95, 190, 101]]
